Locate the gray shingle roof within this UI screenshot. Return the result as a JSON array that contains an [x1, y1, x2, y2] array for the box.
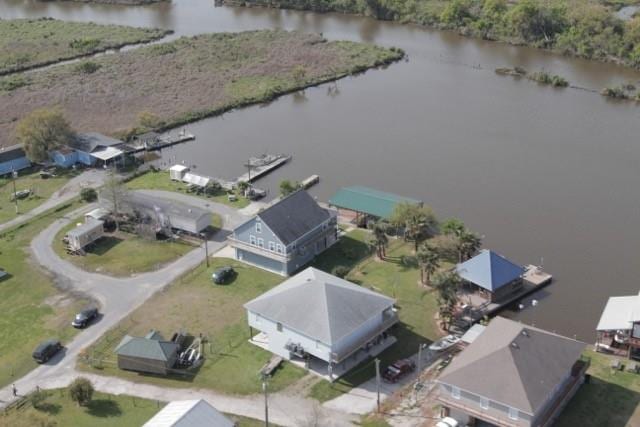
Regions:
[[71, 132, 123, 153], [115, 333, 179, 361], [257, 190, 331, 245], [244, 267, 395, 345], [0, 144, 27, 164], [437, 317, 585, 415], [125, 192, 209, 222]]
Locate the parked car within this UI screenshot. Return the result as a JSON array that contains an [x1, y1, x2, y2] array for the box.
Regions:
[[32, 339, 63, 363], [212, 266, 235, 284], [382, 358, 416, 383], [435, 417, 459, 427], [71, 306, 99, 328]]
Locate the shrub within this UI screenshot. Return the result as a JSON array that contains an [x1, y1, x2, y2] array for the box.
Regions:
[[69, 38, 101, 52], [68, 377, 94, 406], [0, 75, 30, 92], [80, 188, 98, 202], [332, 265, 350, 278], [74, 61, 101, 74]]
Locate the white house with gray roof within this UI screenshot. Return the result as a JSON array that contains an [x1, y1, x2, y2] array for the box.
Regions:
[[143, 399, 234, 427], [436, 317, 588, 427], [245, 267, 398, 378]]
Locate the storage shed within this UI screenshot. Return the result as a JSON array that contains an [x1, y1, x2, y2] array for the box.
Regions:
[[182, 172, 210, 188], [114, 330, 180, 375], [169, 165, 190, 181], [65, 220, 104, 252]]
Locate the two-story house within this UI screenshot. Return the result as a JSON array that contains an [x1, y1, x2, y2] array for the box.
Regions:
[[436, 317, 588, 427], [228, 189, 337, 276], [245, 267, 398, 379], [596, 291, 640, 359]]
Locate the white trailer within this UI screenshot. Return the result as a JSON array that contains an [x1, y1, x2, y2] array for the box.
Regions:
[[66, 220, 104, 252], [169, 165, 190, 181]]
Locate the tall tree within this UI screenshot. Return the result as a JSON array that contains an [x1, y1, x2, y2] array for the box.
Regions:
[[417, 243, 440, 286], [372, 221, 389, 259], [441, 218, 466, 237], [434, 272, 461, 329], [390, 202, 438, 252], [100, 171, 128, 231], [68, 377, 94, 407], [457, 230, 482, 262], [15, 107, 75, 162]]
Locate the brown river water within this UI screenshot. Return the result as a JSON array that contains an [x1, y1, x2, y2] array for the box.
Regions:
[[2, 0, 640, 341]]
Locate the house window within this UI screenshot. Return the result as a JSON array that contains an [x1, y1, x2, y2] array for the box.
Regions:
[[451, 386, 461, 399], [276, 244, 283, 254], [269, 241, 276, 252], [508, 407, 519, 420], [277, 322, 283, 332], [249, 235, 256, 246], [257, 238, 264, 248], [256, 222, 262, 233], [480, 397, 489, 409]]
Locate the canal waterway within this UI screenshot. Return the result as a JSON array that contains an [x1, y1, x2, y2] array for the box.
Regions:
[[2, 0, 640, 341]]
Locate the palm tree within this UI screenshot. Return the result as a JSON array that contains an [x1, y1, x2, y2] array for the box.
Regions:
[[434, 272, 461, 329], [458, 230, 482, 262], [441, 218, 466, 237], [373, 222, 389, 258], [417, 243, 440, 286], [390, 203, 438, 252]]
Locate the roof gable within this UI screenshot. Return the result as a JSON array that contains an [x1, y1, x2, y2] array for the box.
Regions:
[[71, 132, 123, 153], [456, 249, 524, 292], [256, 190, 330, 245], [244, 267, 394, 345], [438, 317, 586, 414], [143, 399, 234, 427], [115, 334, 179, 361]]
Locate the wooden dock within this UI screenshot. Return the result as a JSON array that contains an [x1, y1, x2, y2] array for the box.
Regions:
[[236, 155, 291, 183], [523, 264, 553, 286], [129, 132, 195, 153], [301, 174, 320, 189]]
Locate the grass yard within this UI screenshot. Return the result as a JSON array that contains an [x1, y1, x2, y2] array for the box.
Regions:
[[126, 170, 250, 209], [80, 258, 307, 394], [0, 168, 75, 225], [309, 230, 447, 402], [0, 388, 163, 427], [556, 351, 640, 427], [52, 214, 210, 277], [0, 200, 89, 388], [0, 30, 403, 147], [0, 18, 168, 75]]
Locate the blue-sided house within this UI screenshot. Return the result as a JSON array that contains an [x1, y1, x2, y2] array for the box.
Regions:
[[51, 132, 125, 168], [228, 190, 338, 276], [0, 144, 31, 176], [456, 249, 525, 302]]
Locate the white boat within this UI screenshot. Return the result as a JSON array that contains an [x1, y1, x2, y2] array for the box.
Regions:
[[428, 334, 461, 351]]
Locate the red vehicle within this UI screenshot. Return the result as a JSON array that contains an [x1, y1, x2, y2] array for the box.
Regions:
[[382, 359, 416, 383]]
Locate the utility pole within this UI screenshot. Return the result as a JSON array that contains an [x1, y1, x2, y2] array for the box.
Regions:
[[11, 168, 18, 214], [417, 343, 425, 374], [262, 376, 269, 427], [375, 358, 381, 413], [201, 233, 209, 267]]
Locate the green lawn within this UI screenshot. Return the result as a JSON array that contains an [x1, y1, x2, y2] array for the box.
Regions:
[[0, 200, 89, 388], [126, 170, 250, 209], [556, 351, 640, 427], [0, 387, 271, 427], [309, 231, 445, 402], [0, 388, 163, 427], [0, 168, 75, 225], [80, 258, 307, 395], [52, 216, 204, 277], [0, 18, 168, 74]]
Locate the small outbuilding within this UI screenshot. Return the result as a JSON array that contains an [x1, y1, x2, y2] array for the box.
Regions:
[[456, 249, 525, 302], [182, 172, 211, 188], [65, 220, 104, 252], [125, 192, 211, 234], [115, 330, 180, 375], [169, 165, 190, 181], [143, 399, 234, 427]]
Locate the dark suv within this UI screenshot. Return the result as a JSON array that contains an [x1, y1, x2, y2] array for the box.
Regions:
[[382, 359, 416, 383], [71, 307, 99, 328], [32, 339, 63, 363], [212, 266, 235, 284]]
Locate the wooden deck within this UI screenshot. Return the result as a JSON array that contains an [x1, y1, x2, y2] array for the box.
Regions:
[[236, 155, 291, 183]]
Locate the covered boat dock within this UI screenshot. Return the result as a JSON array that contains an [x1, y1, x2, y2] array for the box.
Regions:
[[328, 186, 422, 226]]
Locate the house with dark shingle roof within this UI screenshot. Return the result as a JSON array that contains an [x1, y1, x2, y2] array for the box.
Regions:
[[245, 267, 398, 379], [114, 330, 179, 375], [436, 317, 588, 427], [0, 144, 31, 176], [456, 249, 525, 302], [228, 190, 337, 276]]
